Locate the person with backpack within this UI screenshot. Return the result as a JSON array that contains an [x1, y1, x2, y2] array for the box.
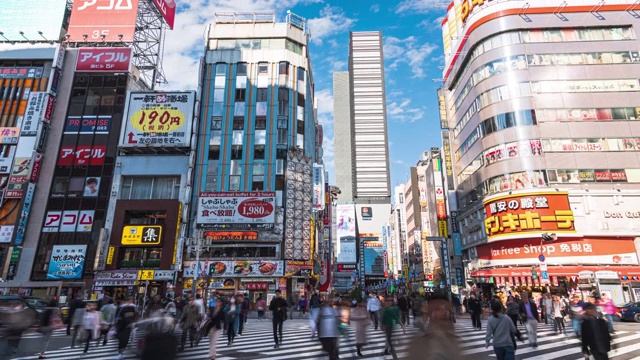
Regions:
[[317, 301, 340, 360], [97, 298, 116, 346], [38, 299, 58, 359], [255, 295, 266, 321], [269, 290, 288, 348], [179, 296, 202, 351], [485, 300, 517, 360], [309, 291, 321, 338], [115, 297, 137, 360]]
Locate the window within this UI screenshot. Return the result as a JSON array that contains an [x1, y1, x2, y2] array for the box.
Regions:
[[216, 63, 226, 75], [230, 160, 242, 175], [255, 116, 267, 130], [231, 145, 243, 160], [297, 120, 305, 135], [234, 102, 245, 116], [257, 88, 268, 102], [258, 63, 268, 74], [297, 134, 304, 148], [232, 130, 244, 145], [211, 117, 222, 130], [276, 159, 284, 174], [210, 130, 221, 145], [297, 92, 305, 106], [297, 67, 305, 81], [212, 102, 224, 116], [213, 88, 225, 102], [237, 63, 247, 76], [277, 116, 288, 129], [254, 145, 265, 159], [279, 61, 289, 75], [255, 130, 266, 145], [277, 128, 288, 145], [120, 177, 180, 199], [233, 117, 244, 130], [251, 176, 264, 191], [275, 175, 285, 190], [209, 146, 220, 160], [278, 88, 289, 101], [120, 248, 163, 268], [256, 102, 267, 116], [229, 175, 240, 191], [276, 146, 288, 159], [235, 88, 246, 102]]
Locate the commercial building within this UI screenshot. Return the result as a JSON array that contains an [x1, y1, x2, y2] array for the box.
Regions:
[[333, 71, 354, 203], [441, 0, 640, 302], [187, 12, 319, 302]]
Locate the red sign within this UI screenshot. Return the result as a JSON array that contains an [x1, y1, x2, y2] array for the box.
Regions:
[[58, 146, 107, 166], [318, 259, 331, 292], [76, 48, 132, 72], [472, 265, 640, 278], [436, 201, 446, 220], [43, 95, 55, 122], [610, 170, 627, 182], [595, 170, 611, 182], [238, 198, 274, 219], [29, 153, 43, 183], [152, 0, 176, 29], [67, 0, 139, 42], [245, 282, 268, 291]]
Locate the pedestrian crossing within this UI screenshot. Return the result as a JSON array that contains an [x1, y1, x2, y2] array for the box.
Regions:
[[456, 318, 640, 360]]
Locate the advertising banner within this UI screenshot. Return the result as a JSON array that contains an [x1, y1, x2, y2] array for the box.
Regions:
[[453, 233, 462, 256], [312, 164, 325, 210], [197, 192, 275, 228], [5, 157, 32, 199], [318, 259, 331, 292], [13, 183, 35, 245], [57, 145, 107, 166], [94, 270, 138, 286], [438, 88, 448, 129], [336, 204, 356, 262], [441, 130, 454, 190], [477, 237, 639, 266], [0, 67, 43, 80], [43, 210, 94, 232], [64, 116, 112, 134], [0, 128, 19, 145], [22, 92, 47, 136], [76, 47, 131, 72], [121, 225, 162, 246], [0, 146, 15, 174], [0, 226, 14, 243], [362, 237, 384, 275], [29, 153, 43, 183], [123, 92, 195, 147], [151, 0, 176, 29], [183, 260, 284, 278], [46, 245, 87, 280], [484, 191, 576, 241], [285, 261, 313, 277], [337, 236, 356, 263], [67, 0, 139, 42], [203, 231, 258, 241], [0, 0, 67, 42]]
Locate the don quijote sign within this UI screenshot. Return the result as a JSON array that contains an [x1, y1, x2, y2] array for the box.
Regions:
[[197, 192, 275, 229]]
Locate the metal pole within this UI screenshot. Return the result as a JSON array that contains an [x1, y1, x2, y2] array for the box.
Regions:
[[192, 235, 200, 296]]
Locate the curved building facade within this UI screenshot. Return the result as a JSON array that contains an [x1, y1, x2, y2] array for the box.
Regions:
[[442, 0, 640, 302]]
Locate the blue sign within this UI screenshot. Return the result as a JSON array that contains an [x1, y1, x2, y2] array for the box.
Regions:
[[46, 245, 87, 280], [452, 233, 462, 256], [362, 237, 384, 275], [14, 183, 36, 246], [538, 254, 546, 262], [541, 271, 549, 280]]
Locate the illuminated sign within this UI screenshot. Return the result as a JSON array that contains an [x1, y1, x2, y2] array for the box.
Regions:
[[203, 231, 258, 241], [75, 48, 131, 72], [436, 200, 447, 220], [437, 88, 448, 129], [484, 191, 576, 240], [461, 0, 497, 23], [121, 225, 163, 246], [44, 210, 95, 232], [151, 0, 176, 29], [67, 0, 139, 42], [438, 220, 448, 238], [0, 0, 67, 42], [57, 145, 107, 166]]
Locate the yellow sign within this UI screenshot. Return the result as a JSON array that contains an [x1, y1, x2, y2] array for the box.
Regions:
[[121, 225, 162, 246], [106, 246, 115, 265], [172, 203, 182, 265], [131, 107, 185, 133], [138, 269, 154, 281], [404, 264, 409, 279], [438, 220, 448, 238]]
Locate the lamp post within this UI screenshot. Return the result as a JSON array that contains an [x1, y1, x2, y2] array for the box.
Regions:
[[538, 233, 557, 291], [189, 229, 206, 296]]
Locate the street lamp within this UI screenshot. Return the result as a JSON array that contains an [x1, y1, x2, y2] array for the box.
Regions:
[[538, 233, 557, 291]]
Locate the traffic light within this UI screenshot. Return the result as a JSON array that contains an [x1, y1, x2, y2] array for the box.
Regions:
[[531, 268, 538, 279]]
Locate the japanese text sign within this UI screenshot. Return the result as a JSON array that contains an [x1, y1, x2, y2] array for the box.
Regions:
[[67, 0, 139, 42], [21, 92, 47, 136], [46, 245, 87, 280], [0, 128, 19, 145], [151, 0, 175, 29], [57, 145, 107, 166], [76, 48, 131, 72], [0, 67, 43, 79], [121, 225, 162, 246], [197, 192, 275, 228], [123, 92, 195, 148], [484, 191, 576, 240], [203, 231, 258, 241], [43, 210, 95, 232]]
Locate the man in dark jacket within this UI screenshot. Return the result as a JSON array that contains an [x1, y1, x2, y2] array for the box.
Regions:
[[519, 292, 541, 348], [397, 294, 410, 325], [468, 294, 482, 330], [67, 293, 84, 335], [581, 303, 611, 360], [269, 290, 288, 348]]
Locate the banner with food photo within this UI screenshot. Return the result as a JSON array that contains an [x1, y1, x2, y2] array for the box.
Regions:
[[208, 260, 284, 277]]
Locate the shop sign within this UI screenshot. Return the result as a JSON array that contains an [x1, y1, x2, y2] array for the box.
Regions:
[[121, 225, 162, 245], [95, 270, 138, 286], [13, 183, 35, 245], [595, 270, 619, 279], [483, 191, 575, 240], [138, 270, 154, 281], [437, 88, 447, 129], [245, 282, 268, 290], [43, 210, 94, 232], [436, 200, 446, 220], [151, 0, 176, 29], [197, 192, 275, 228], [337, 264, 357, 272], [106, 246, 115, 265], [57, 145, 106, 166], [203, 231, 258, 241], [184, 260, 284, 278], [21, 92, 46, 136], [461, 0, 497, 23], [603, 211, 640, 219], [361, 206, 372, 221], [312, 164, 325, 210], [0, 67, 43, 79], [0, 128, 19, 145], [64, 116, 112, 134], [46, 245, 87, 280], [579, 270, 595, 279], [153, 270, 174, 280], [438, 220, 448, 238], [0, 226, 14, 243], [285, 261, 313, 277], [67, 0, 139, 43]]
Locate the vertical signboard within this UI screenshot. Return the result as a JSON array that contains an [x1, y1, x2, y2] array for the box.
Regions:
[[66, 0, 139, 42], [13, 183, 35, 246], [151, 0, 176, 29], [441, 130, 454, 190], [312, 164, 325, 210], [438, 88, 448, 129], [336, 204, 356, 264]]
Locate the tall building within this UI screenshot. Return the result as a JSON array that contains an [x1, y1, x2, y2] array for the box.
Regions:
[[442, 0, 640, 302], [333, 71, 353, 202], [348, 31, 391, 204], [190, 11, 318, 298]]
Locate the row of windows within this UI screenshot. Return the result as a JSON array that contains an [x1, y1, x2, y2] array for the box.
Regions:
[[454, 80, 639, 140], [213, 61, 305, 80], [542, 137, 640, 152], [547, 168, 637, 183], [537, 107, 640, 122], [450, 26, 634, 90], [211, 38, 303, 55], [453, 50, 640, 115]]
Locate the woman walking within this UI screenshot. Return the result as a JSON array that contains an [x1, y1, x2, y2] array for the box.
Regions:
[[256, 295, 266, 321], [485, 300, 517, 360], [350, 301, 369, 357], [206, 301, 225, 360], [552, 296, 566, 334], [223, 298, 240, 346], [82, 303, 100, 354], [38, 300, 58, 359]]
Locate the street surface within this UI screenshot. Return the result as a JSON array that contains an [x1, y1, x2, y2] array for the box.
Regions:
[[10, 317, 640, 359]]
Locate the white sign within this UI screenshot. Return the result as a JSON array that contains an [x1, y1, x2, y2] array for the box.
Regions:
[[122, 92, 195, 148], [337, 237, 356, 263], [595, 270, 619, 279], [0, 1, 68, 42], [44, 210, 94, 232], [21, 92, 47, 136], [153, 270, 175, 280], [312, 164, 325, 210], [0, 226, 14, 243], [197, 192, 275, 228]]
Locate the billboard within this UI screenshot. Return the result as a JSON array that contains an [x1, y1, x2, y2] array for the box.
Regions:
[[197, 192, 276, 228], [285, 261, 313, 277], [312, 164, 325, 210], [337, 236, 356, 264], [0, 67, 43, 80], [46, 245, 87, 280], [203, 231, 259, 241], [151, 0, 176, 29], [43, 211, 95, 232], [122, 92, 195, 147], [121, 225, 162, 246], [67, 0, 139, 42], [477, 237, 639, 266], [57, 145, 107, 166], [0, 0, 67, 42], [65, 116, 112, 134], [21, 92, 47, 136], [75, 48, 132, 72], [336, 204, 356, 263], [183, 260, 284, 278], [484, 191, 576, 241], [362, 237, 384, 275]]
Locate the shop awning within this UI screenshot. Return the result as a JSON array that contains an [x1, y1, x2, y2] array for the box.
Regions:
[[471, 265, 640, 278]]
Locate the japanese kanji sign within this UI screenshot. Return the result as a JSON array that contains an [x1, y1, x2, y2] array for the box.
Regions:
[[197, 192, 276, 228], [121, 225, 163, 246], [483, 191, 576, 240], [75, 48, 132, 72], [46, 245, 87, 280], [122, 92, 195, 148], [67, 0, 139, 42]]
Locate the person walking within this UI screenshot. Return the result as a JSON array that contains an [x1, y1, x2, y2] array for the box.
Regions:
[[237, 295, 248, 335], [179, 297, 202, 351], [194, 294, 206, 318], [381, 298, 402, 359], [569, 294, 585, 337], [70, 302, 86, 348], [81, 303, 100, 354], [468, 294, 483, 330], [317, 301, 340, 360], [552, 295, 566, 334], [581, 303, 612, 360], [223, 297, 240, 346], [164, 296, 177, 318], [309, 291, 321, 338], [97, 298, 116, 346], [366, 293, 381, 330], [174, 296, 185, 321], [205, 301, 225, 360], [114, 297, 137, 360], [256, 295, 267, 321], [598, 293, 616, 334], [269, 289, 288, 348], [397, 294, 410, 326], [38, 299, 58, 359], [298, 295, 308, 316], [66, 293, 84, 336], [519, 292, 540, 348], [350, 301, 369, 357], [485, 300, 517, 360], [144, 295, 164, 318], [543, 293, 553, 325]]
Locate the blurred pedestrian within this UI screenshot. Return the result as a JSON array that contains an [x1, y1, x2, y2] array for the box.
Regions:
[[70, 302, 86, 348], [381, 298, 402, 359], [543, 293, 553, 325], [569, 294, 585, 337], [269, 290, 288, 348], [581, 302, 611, 360], [237, 295, 248, 335], [67, 293, 84, 336], [317, 301, 339, 360], [82, 303, 100, 354], [407, 292, 461, 360], [179, 296, 202, 351], [97, 298, 116, 346], [309, 291, 321, 337], [298, 295, 308, 316], [552, 295, 566, 334], [468, 294, 482, 330], [223, 297, 240, 346], [38, 299, 58, 359], [350, 301, 369, 357], [598, 293, 616, 334], [519, 292, 540, 348], [256, 295, 266, 321], [206, 300, 225, 360], [485, 300, 517, 360], [366, 293, 381, 330], [397, 294, 410, 326], [114, 297, 137, 360]]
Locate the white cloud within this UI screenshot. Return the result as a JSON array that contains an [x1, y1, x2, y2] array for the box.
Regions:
[[395, 0, 443, 15], [383, 36, 438, 78], [307, 5, 357, 45], [370, 4, 380, 13], [386, 98, 425, 123], [315, 88, 334, 116]]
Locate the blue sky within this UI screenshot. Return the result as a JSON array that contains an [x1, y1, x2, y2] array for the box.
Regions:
[[162, 0, 446, 188]]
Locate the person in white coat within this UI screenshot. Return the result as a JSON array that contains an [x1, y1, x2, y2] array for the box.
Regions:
[[82, 303, 101, 354], [366, 293, 381, 330]]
